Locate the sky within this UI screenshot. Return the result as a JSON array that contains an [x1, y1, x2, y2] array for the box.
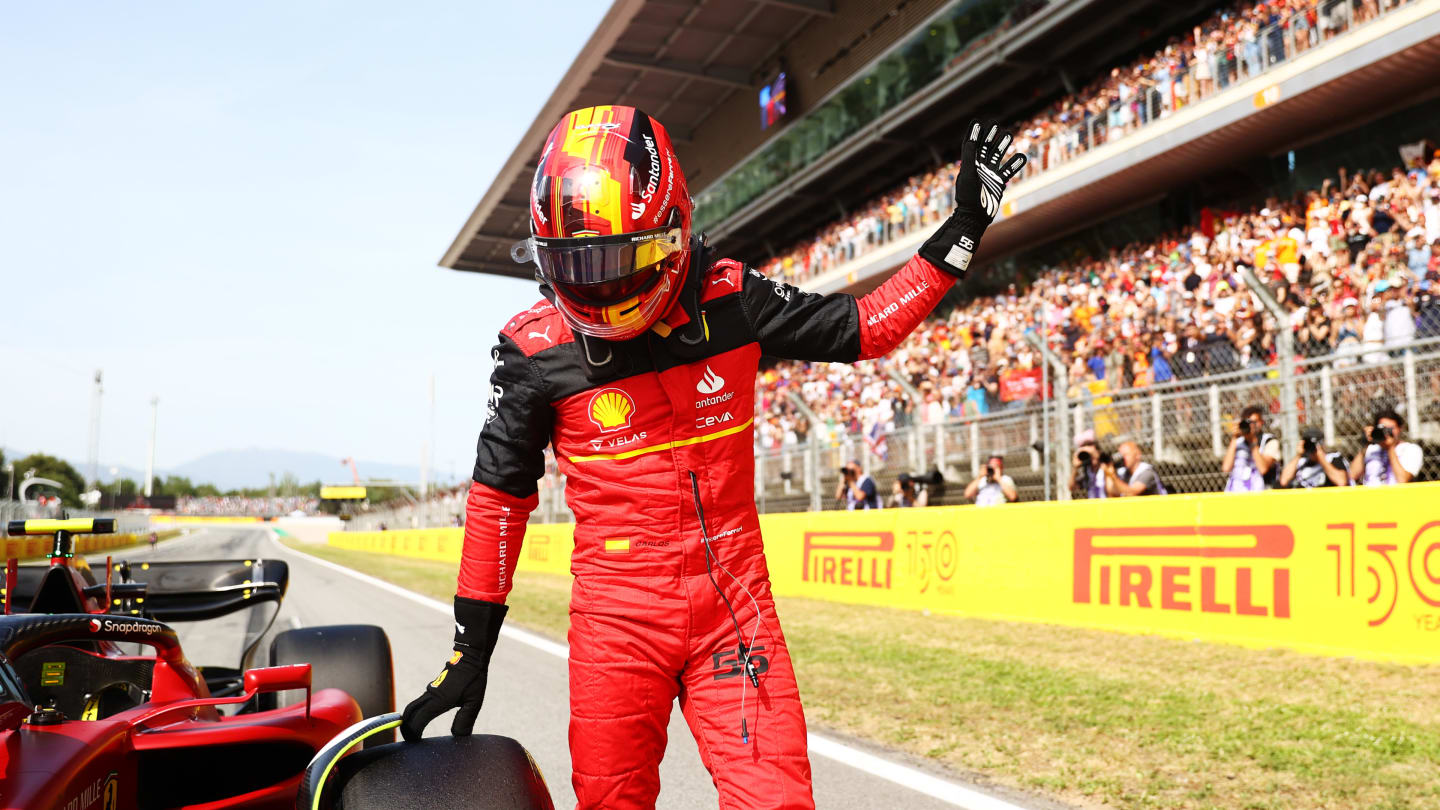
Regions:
[[0, 1, 609, 484]]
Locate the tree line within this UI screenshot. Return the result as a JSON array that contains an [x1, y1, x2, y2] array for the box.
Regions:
[[1, 449, 324, 507]]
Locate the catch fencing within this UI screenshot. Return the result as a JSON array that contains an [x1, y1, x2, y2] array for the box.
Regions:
[[757, 338, 1440, 512], [345, 339, 1440, 528]]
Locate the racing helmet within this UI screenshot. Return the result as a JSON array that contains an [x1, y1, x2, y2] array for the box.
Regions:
[[523, 106, 692, 341]]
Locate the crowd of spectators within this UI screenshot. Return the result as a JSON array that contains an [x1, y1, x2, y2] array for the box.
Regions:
[[175, 495, 319, 516], [755, 0, 1414, 288], [757, 146, 1440, 454]]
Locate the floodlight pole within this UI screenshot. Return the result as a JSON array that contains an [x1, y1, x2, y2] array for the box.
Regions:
[[1024, 330, 1070, 501], [1240, 267, 1299, 459], [87, 370, 103, 487], [145, 397, 158, 498]]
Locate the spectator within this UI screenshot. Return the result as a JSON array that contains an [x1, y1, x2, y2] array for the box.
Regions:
[[965, 453, 1017, 506], [1350, 409, 1423, 485], [836, 460, 882, 509], [1104, 440, 1167, 496], [1071, 429, 1108, 499], [889, 472, 928, 508], [1278, 427, 1350, 488], [1222, 405, 1281, 491], [1383, 277, 1417, 350]]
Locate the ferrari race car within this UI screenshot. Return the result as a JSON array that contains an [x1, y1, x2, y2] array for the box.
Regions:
[[0, 518, 397, 809], [0, 518, 556, 809]]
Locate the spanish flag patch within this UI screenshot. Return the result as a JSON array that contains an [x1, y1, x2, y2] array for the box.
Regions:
[[604, 538, 630, 553]]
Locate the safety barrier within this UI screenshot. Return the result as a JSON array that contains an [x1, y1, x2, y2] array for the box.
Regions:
[[3, 532, 158, 560], [151, 515, 264, 524], [331, 482, 1440, 664]]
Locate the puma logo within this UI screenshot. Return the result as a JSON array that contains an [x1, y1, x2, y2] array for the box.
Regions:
[[711, 274, 735, 287], [528, 325, 553, 344]]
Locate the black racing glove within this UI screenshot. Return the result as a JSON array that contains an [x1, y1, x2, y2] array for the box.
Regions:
[[399, 596, 508, 741], [919, 119, 1027, 279]]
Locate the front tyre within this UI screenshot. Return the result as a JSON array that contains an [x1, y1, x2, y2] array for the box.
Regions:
[[269, 624, 395, 746]]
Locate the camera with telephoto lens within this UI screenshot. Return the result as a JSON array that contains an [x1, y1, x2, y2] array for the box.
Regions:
[[900, 469, 946, 500], [1364, 423, 1394, 444], [1302, 427, 1322, 456], [1077, 449, 1112, 466]]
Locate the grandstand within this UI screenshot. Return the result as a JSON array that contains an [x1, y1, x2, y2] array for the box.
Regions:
[[440, 0, 1440, 517]]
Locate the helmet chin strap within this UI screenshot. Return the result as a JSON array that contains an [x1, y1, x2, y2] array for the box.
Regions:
[[674, 235, 710, 346]]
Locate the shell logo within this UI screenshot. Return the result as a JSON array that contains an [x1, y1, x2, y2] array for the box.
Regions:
[[589, 388, 636, 433]]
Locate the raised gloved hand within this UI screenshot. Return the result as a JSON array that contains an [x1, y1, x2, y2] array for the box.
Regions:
[[919, 120, 1027, 279], [399, 596, 508, 741]]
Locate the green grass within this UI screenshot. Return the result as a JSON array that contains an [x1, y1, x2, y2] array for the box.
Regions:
[[283, 539, 1440, 810]]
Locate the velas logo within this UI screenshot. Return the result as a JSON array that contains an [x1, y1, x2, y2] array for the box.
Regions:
[[1073, 525, 1294, 618], [589, 388, 636, 433], [802, 532, 894, 590]]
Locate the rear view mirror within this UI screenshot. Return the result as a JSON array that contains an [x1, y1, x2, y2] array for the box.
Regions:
[[243, 663, 312, 695]]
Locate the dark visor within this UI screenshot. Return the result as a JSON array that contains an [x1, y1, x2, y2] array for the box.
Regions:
[[525, 226, 683, 286]]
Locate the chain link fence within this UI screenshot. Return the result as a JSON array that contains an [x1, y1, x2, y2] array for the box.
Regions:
[[344, 341, 1440, 530], [757, 338, 1440, 512]]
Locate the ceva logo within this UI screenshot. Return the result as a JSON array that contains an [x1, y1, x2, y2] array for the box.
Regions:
[[697, 365, 725, 395]]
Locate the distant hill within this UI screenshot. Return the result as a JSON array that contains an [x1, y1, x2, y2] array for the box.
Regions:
[[169, 448, 424, 491], [1, 445, 427, 492]]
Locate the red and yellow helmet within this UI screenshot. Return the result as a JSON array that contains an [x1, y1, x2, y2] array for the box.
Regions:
[[526, 106, 692, 341]]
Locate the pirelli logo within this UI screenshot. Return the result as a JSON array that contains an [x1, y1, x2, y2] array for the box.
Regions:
[[802, 532, 894, 590], [1073, 525, 1294, 618]]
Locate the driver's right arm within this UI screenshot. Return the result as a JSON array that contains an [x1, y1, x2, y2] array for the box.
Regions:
[[400, 333, 551, 742], [458, 333, 553, 603]]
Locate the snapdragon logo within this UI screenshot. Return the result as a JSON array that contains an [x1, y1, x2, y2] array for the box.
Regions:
[[90, 618, 163, 635]]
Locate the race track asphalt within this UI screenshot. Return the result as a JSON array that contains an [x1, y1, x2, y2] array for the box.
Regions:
[[109, 527, 1058, 810]]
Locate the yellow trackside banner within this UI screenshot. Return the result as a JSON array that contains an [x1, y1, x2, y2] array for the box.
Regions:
[[330, 523, 575, 579], [331, 483, 1440, 664], [155, 515, 263, 524], [4, 533, 148, 560]]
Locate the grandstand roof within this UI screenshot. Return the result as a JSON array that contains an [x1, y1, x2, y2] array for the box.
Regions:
[[439, 0, 837, 278], [441, 0, 1239, 280]]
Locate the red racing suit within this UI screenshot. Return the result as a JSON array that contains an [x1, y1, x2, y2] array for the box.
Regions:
[[460, 249, 955, 810]]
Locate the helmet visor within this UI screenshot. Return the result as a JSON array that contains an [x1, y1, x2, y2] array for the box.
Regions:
[[526, 226, 684, 290]]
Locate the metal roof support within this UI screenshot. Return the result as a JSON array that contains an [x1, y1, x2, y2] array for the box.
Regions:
[[603, 52, 753, 88], [756, 0, 834, 16]]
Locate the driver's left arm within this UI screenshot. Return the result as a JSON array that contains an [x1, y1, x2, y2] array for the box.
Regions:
[[735, 253, 957, 363], [735, 119, 1025, 364]]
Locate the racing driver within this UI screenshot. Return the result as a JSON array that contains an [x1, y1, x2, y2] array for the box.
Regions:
[[401, 105, 1026, 809]]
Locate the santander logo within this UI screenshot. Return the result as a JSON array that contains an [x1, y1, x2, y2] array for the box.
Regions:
[[697, 366, 725, 395], [695, 365, 734, 409]]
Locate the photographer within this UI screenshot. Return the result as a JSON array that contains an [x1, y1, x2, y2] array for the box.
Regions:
[[1071, 429, 1108, 499], [1222, 405, 1280, 492], [890, 473, 928, 508], [1349, 409, 1422, 485], [1103, 440, 1167, 496], [835, 459, 882, 509], [965, 453, 1017, 507], [1278, 427, 1349, 488]]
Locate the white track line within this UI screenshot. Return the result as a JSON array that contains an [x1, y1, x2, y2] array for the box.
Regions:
[[269, 532, 1030, 810]]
